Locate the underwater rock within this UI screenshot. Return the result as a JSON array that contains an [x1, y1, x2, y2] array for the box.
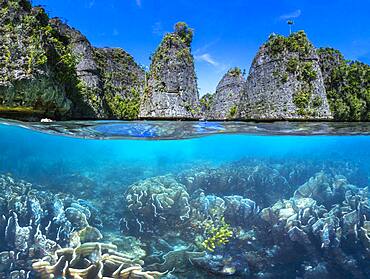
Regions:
[[146, 244, 205, 273]]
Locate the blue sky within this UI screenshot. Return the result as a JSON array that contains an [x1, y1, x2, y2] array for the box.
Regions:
[[33, 0, 370, 96]]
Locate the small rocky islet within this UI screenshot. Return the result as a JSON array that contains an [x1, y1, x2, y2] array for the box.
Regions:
[[0, 158, 369, 278], [0, 0, 369, 121]]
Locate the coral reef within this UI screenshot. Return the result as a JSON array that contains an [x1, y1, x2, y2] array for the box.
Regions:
[[201, 217, 233, 252], [0, 174, 102, 277], [117, 159, 370, 278], [121, 176, 191, 235], [32, 242, 166, 278], [1, 156, 370, 278]]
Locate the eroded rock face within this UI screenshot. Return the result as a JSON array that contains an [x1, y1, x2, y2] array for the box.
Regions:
[[0, 0, 145, 120], [208, 68, 245, 120], [0, 0, 72, 120], [139, 23, 199, 119], [317, 48, 345, 88], [239, 31, 332, 120], [94, 48, 145, 119], [49, 18, 108, 119]]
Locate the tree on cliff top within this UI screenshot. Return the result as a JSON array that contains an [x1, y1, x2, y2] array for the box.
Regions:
[[174, 22, 193, 47]]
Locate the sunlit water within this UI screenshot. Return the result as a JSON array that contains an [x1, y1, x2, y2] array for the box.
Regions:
[[0, 119, 369, 278]]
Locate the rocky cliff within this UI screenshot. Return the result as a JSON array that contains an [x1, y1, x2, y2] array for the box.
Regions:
[[139, 22, 199, 119], [49, 18, 109, 119], [0, 0, 367, 121], [207, 68, 245, 120], [0, 0, 144, 120], [239, 31, 332, 120], [0, 0, 73, 120], [94, 48, 145, 119], [317, 48, 370, 121]]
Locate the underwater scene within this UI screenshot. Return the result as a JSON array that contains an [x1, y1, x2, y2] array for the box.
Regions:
[[0, 120, 369, 279]]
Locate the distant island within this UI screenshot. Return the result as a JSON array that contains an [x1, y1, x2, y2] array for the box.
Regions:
[[0, 0, 369, 121]]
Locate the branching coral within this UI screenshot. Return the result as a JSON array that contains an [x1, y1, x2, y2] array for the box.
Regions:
[[201, 217, 233, 252]]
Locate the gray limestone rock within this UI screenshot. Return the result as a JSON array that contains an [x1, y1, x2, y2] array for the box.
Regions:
[[139, 23, 199, 119], [0, 1, 72, 120], [239, 31, 332, 120], [94, 48, 145, 119], [208, 68, 245, 120], [49, 18, 108, 119]]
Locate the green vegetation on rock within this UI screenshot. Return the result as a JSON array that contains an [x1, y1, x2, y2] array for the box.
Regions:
[[94, 48, 144, 119], [200, 93, 213, 111], [264, 31, 324, 117], [149, 29, 194, 95], [174, 22, 194, 47], [293, 90, 311, 115], [228, 67, 242, 77], [300, 62, 317, 82], [286, 58, 299, 73], [0, 0, 79, 119], [228, 105, 238, 118], [265, 30, 312, 57], [318, 48, 370, 121]]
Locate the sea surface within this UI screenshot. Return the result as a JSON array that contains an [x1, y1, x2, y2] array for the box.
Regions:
[[0, 119, 369, 279]]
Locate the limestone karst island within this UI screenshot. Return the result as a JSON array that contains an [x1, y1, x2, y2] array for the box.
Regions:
[[0, 0, 369, 121], [1, 1, 370, 279]]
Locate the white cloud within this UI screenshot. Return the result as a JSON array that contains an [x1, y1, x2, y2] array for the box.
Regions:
[[113, 29, 119, 36], [152, 22, 164, 36], [88, 0, 95, 8], [194, 39, 220, 55], [195, 53, 219, 67], [136, 0, 142, 7], [279, 9, 301, 20]]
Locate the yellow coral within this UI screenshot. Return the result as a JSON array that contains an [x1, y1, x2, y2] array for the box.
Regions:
[[201, 217, 233, 252]]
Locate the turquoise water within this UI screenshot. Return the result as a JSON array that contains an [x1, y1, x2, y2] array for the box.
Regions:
[[0, 120, 369, 278], [1, 123, 370, 184]]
